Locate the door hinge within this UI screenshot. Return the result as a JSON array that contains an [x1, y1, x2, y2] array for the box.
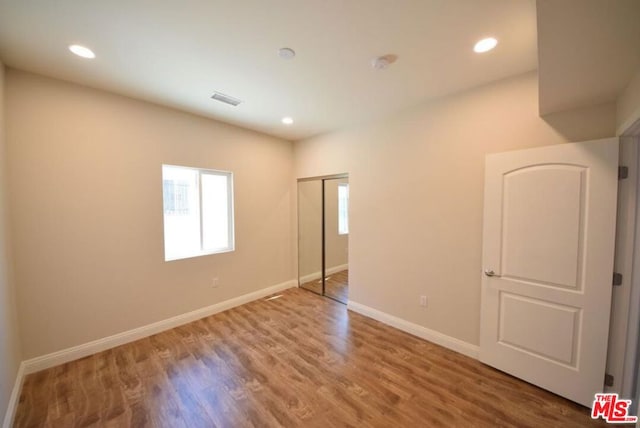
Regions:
[[613, 273, 623, 286], [604, 373, 614, 387], [619, 166, 629, 180]]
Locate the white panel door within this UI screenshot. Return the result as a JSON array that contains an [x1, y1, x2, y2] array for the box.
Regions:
[[479, 138, 619, 407]]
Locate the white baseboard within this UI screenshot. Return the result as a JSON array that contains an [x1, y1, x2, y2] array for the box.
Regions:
[[326, 264, 348, 276], [22, 279, 297, 375], [347, 300, 479, 360], [298, 272, 318, 284], [2, 361, 25, 428], [299, 264, 348, 284]]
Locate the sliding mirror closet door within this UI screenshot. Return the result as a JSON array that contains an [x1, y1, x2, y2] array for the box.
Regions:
[[324, 178, 349, 303], [298, 175, 349, 303], [298, 180, 323, 295]]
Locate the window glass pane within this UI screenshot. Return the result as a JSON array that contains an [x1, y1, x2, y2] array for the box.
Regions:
[[162, 165, 234, 261], [201, 173, 230, 251], [163, 166, 201, 260], [338, 183, 349, 235]]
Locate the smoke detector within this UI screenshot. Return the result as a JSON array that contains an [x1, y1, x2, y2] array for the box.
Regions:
[[278, 47, 296, 60], [371, 54, 398, 70]]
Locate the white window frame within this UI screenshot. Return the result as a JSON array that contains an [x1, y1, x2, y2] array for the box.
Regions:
[[162, 164, 235, 261]]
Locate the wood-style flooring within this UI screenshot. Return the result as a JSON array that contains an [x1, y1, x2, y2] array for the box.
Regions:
[[300, 269, 348, 303], [14, 288, 607, 427]]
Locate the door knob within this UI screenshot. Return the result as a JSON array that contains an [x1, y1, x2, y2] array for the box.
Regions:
[[484, 269, 497, 277]]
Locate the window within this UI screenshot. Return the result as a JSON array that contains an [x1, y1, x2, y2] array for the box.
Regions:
[[338, 183, 349, 235], [162, 165, 234, 261]]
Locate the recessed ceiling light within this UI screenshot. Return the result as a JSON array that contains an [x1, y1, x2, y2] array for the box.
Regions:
[[278, 48, 296, 60], [473, 37, 498, 53], [282, 117, 294, 125], [68, 44, 96, 59]]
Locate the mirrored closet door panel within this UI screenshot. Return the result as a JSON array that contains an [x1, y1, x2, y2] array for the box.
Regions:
[[297, 180, 323, 295], [324, 177, 349, 303]]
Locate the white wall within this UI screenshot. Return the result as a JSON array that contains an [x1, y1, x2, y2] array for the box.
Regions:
[[6, 69, 295, 359], [0, 63, 22, 424], [294, 71, 616, 345], [617, 69, 640, 135]]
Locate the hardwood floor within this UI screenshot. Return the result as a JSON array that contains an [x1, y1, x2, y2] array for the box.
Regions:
[[15, 288, 606, 427], [300, 269, 348, 303]]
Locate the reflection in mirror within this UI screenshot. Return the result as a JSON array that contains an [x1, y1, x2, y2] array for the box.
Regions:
[[298, 180, 323, 295], [324, 178, 349, 303]]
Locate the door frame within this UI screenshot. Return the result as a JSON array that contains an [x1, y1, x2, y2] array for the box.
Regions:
[[628, 142, 640, 412], [605, 137, 638, 397], [615, 119, 640, 406]]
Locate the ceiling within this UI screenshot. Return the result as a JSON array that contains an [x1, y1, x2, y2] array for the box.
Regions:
[[0, 0, 538, 141], [537, 0, 640, 115]]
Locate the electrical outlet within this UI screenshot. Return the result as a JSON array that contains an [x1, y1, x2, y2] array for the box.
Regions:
[[212, 277, 219, 288], [420, 295, 428, 307]]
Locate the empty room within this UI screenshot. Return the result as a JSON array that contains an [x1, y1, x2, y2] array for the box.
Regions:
[[1, 0, 640, 426]]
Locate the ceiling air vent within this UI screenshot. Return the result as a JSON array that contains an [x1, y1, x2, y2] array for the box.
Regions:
[[210, 91, 242, 106]]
